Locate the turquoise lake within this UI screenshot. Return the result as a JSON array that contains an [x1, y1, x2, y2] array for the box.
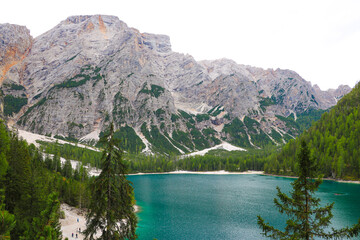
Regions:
[[128, 174, 360, 240]]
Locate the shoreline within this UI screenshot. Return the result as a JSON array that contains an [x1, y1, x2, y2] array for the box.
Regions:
[[60, 203, 139, 240], [128, 170, 264, 176], [261, 173, 360, 184], [128, 170, 360, 184]]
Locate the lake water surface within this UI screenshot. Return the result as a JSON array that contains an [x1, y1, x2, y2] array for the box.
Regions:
[[128, 174, 360, 240]]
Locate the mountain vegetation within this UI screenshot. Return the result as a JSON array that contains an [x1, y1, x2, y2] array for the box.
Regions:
[[0, 120, 94, 239], [264, 83, 360, 180], [0, 17, 351, 153]]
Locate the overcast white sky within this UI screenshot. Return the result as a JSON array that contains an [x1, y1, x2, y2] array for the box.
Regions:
[[1, 0, 360, 90]]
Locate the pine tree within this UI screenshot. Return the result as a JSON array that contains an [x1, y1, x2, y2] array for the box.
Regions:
[[84, 123, 137, 240], [62, 158, 73, 178], [258, 139, 360, 239], [28, 192, 62, 240], [0, 121, 10, 180], [0, 189, 16, 240], [4, 133, 34, 239]]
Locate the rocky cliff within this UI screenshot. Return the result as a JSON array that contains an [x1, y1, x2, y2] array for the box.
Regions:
[[0, 15, 352, 154]]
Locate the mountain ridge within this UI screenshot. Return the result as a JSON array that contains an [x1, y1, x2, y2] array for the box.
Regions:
[[0, 15, 352, 154]]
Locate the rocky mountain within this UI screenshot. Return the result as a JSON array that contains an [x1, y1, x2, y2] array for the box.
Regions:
[[264, 82, 360, 180], [0, 24, 33, 120], [0, 15, 352, 154]]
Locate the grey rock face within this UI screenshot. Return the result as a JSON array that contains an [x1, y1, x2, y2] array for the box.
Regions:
[[0, 24, 32, 85], [0, 15, 352, 150], [0, 88, 3, 119], [3, 15, 177, 137]]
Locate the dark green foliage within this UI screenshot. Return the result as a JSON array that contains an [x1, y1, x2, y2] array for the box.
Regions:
[[53, 135, 79, 143], [223, 118, 251, 148], [31, 192, 62, 240], [33, 93, 42, 100], [258, 140, 360, 239], [125, 154, 176, 173], [0, 120, 92, 239], [67, 121, 84, 130], [141, 123, 180, 155], [276, 114, 301, 136], [149, 85, 165, 98], [190, 128, 210, 150], [178, 110, 195, 122], [202, 128, 216, 136], [84, 123, 137, 240], [223, 113, 231, 120], [53, 65, 103, 89], [125, 147, 270, 173], [172, 130, 194, 151], [243, 116, 260, 132], [112, 126, 145, 154], [163, 132, 189, 154], [0, 189, 16, 239], [62, 159, 73, 178], [195, 114, 210, 122], [224, 116, 279, 148], [270, 129, 283, 144], [202, 128, 221, 145], [259, 97, 275, 111], [0, 122, 53, 238], [38, 140, 103, 168], [139, 83, 165, 98], [207, 105, 218, 114], [0, 123, 9, 180], [276, 108, 329, 136], [65, 53, 78, 63], [282, 133, 294, 142], [271, 92, 285, 105], [186, 122, 195, 130], [208, 105, 224, 117], [154, 108, 166, 121], [250, 129, 274, 148], [265, 83, 360, 180], [176, 148, 268, 172], [112, 92, 131, 124], [296, 108, 329, 132], [3, 95, 27, 116], [54, 74, 91, 88], [4, 134, 32, 217], [171, 114, 179, 122], [3, 83, 26, 91]]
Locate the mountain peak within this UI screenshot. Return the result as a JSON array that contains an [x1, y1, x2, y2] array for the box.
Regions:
[[0, 15, 353, 153]]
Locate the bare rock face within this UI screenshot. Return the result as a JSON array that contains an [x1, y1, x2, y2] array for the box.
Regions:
[[0, 88, 3, 119], [0, 24, 32, 85], [0, 15, 352, 152], [0, 24, 32, 120], [4, 15, 177, 138], [313, 84, 352, 107]]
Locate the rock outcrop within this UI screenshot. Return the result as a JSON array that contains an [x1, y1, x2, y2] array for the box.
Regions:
[[0, 15, 352, 153], [0, 24, 32, 85]]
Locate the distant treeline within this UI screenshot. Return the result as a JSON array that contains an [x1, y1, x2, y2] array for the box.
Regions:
[[37, 140, 272, 173]]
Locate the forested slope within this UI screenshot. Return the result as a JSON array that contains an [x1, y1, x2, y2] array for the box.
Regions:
[[264, 83, 360, 180], [0, 121, 92, 239]]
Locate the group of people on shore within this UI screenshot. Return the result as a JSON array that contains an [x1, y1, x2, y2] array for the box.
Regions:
[[70, 218, 82, 239]]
